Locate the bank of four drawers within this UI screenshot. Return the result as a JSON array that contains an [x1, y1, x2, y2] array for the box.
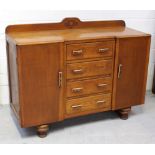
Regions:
[[66, 41, 114, 116]]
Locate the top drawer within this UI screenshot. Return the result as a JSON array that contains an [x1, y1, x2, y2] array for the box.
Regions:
[[66, 41, 115, 61]]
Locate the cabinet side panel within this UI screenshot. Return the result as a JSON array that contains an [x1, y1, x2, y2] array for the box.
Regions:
[[6, 41, 20, 119], [17, 43, 62, 127], [112, 36, 151, 110]]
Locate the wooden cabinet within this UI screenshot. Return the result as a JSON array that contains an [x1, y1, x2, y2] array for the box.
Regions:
[[5, 18, 151, 138]]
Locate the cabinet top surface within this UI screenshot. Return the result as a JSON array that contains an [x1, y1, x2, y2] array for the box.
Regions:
[[6, 18, 150, 45]]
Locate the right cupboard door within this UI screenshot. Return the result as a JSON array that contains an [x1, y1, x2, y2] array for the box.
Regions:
[[112, 37, 151, 110]]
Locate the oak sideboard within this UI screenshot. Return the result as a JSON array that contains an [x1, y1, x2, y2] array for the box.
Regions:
[[5, 18, 151, 137]]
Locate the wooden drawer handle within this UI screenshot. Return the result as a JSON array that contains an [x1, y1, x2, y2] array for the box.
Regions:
[[97, 83, 107, 87], [72, 69, 83, 74], [71, 105, 82, 109], [72, 49, 83, 56], [72, 87, 83, 93], [98, 48, 109, 53], [96, 100, 106, 104]]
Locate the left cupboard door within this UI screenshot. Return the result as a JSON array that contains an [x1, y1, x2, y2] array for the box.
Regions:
[[17, 43, 64, 127]]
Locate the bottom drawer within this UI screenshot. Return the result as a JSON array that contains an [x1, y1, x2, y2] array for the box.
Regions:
[[66, 93, 111, 115]]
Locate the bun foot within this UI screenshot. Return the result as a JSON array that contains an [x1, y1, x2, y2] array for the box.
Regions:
[[117, 107, 131, 120], [37, 125, 49, 138]]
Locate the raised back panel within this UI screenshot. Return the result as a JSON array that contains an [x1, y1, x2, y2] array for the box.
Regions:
[[6, 18, 126, 33]]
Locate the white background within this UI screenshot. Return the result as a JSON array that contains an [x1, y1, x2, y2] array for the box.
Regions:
[[0, 10, 155, 105]]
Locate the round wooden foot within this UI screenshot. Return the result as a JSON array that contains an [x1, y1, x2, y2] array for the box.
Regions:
[[117, 107, 131, 120], [37, 125, 49, 138], [119, 113, 129, 120]]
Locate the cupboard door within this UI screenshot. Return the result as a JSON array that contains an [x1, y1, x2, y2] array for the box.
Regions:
[[112, 37, 151, 110], [17, 43, 63, 127]]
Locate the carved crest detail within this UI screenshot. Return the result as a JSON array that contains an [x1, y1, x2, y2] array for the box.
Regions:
[[63, 18, 80, 28]]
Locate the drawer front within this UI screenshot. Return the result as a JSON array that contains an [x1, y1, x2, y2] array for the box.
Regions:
[[66, 93, 111, 115], [67, 77, 112, 97], [67, 41, 115, 60], [67, 59, 113, 79]]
